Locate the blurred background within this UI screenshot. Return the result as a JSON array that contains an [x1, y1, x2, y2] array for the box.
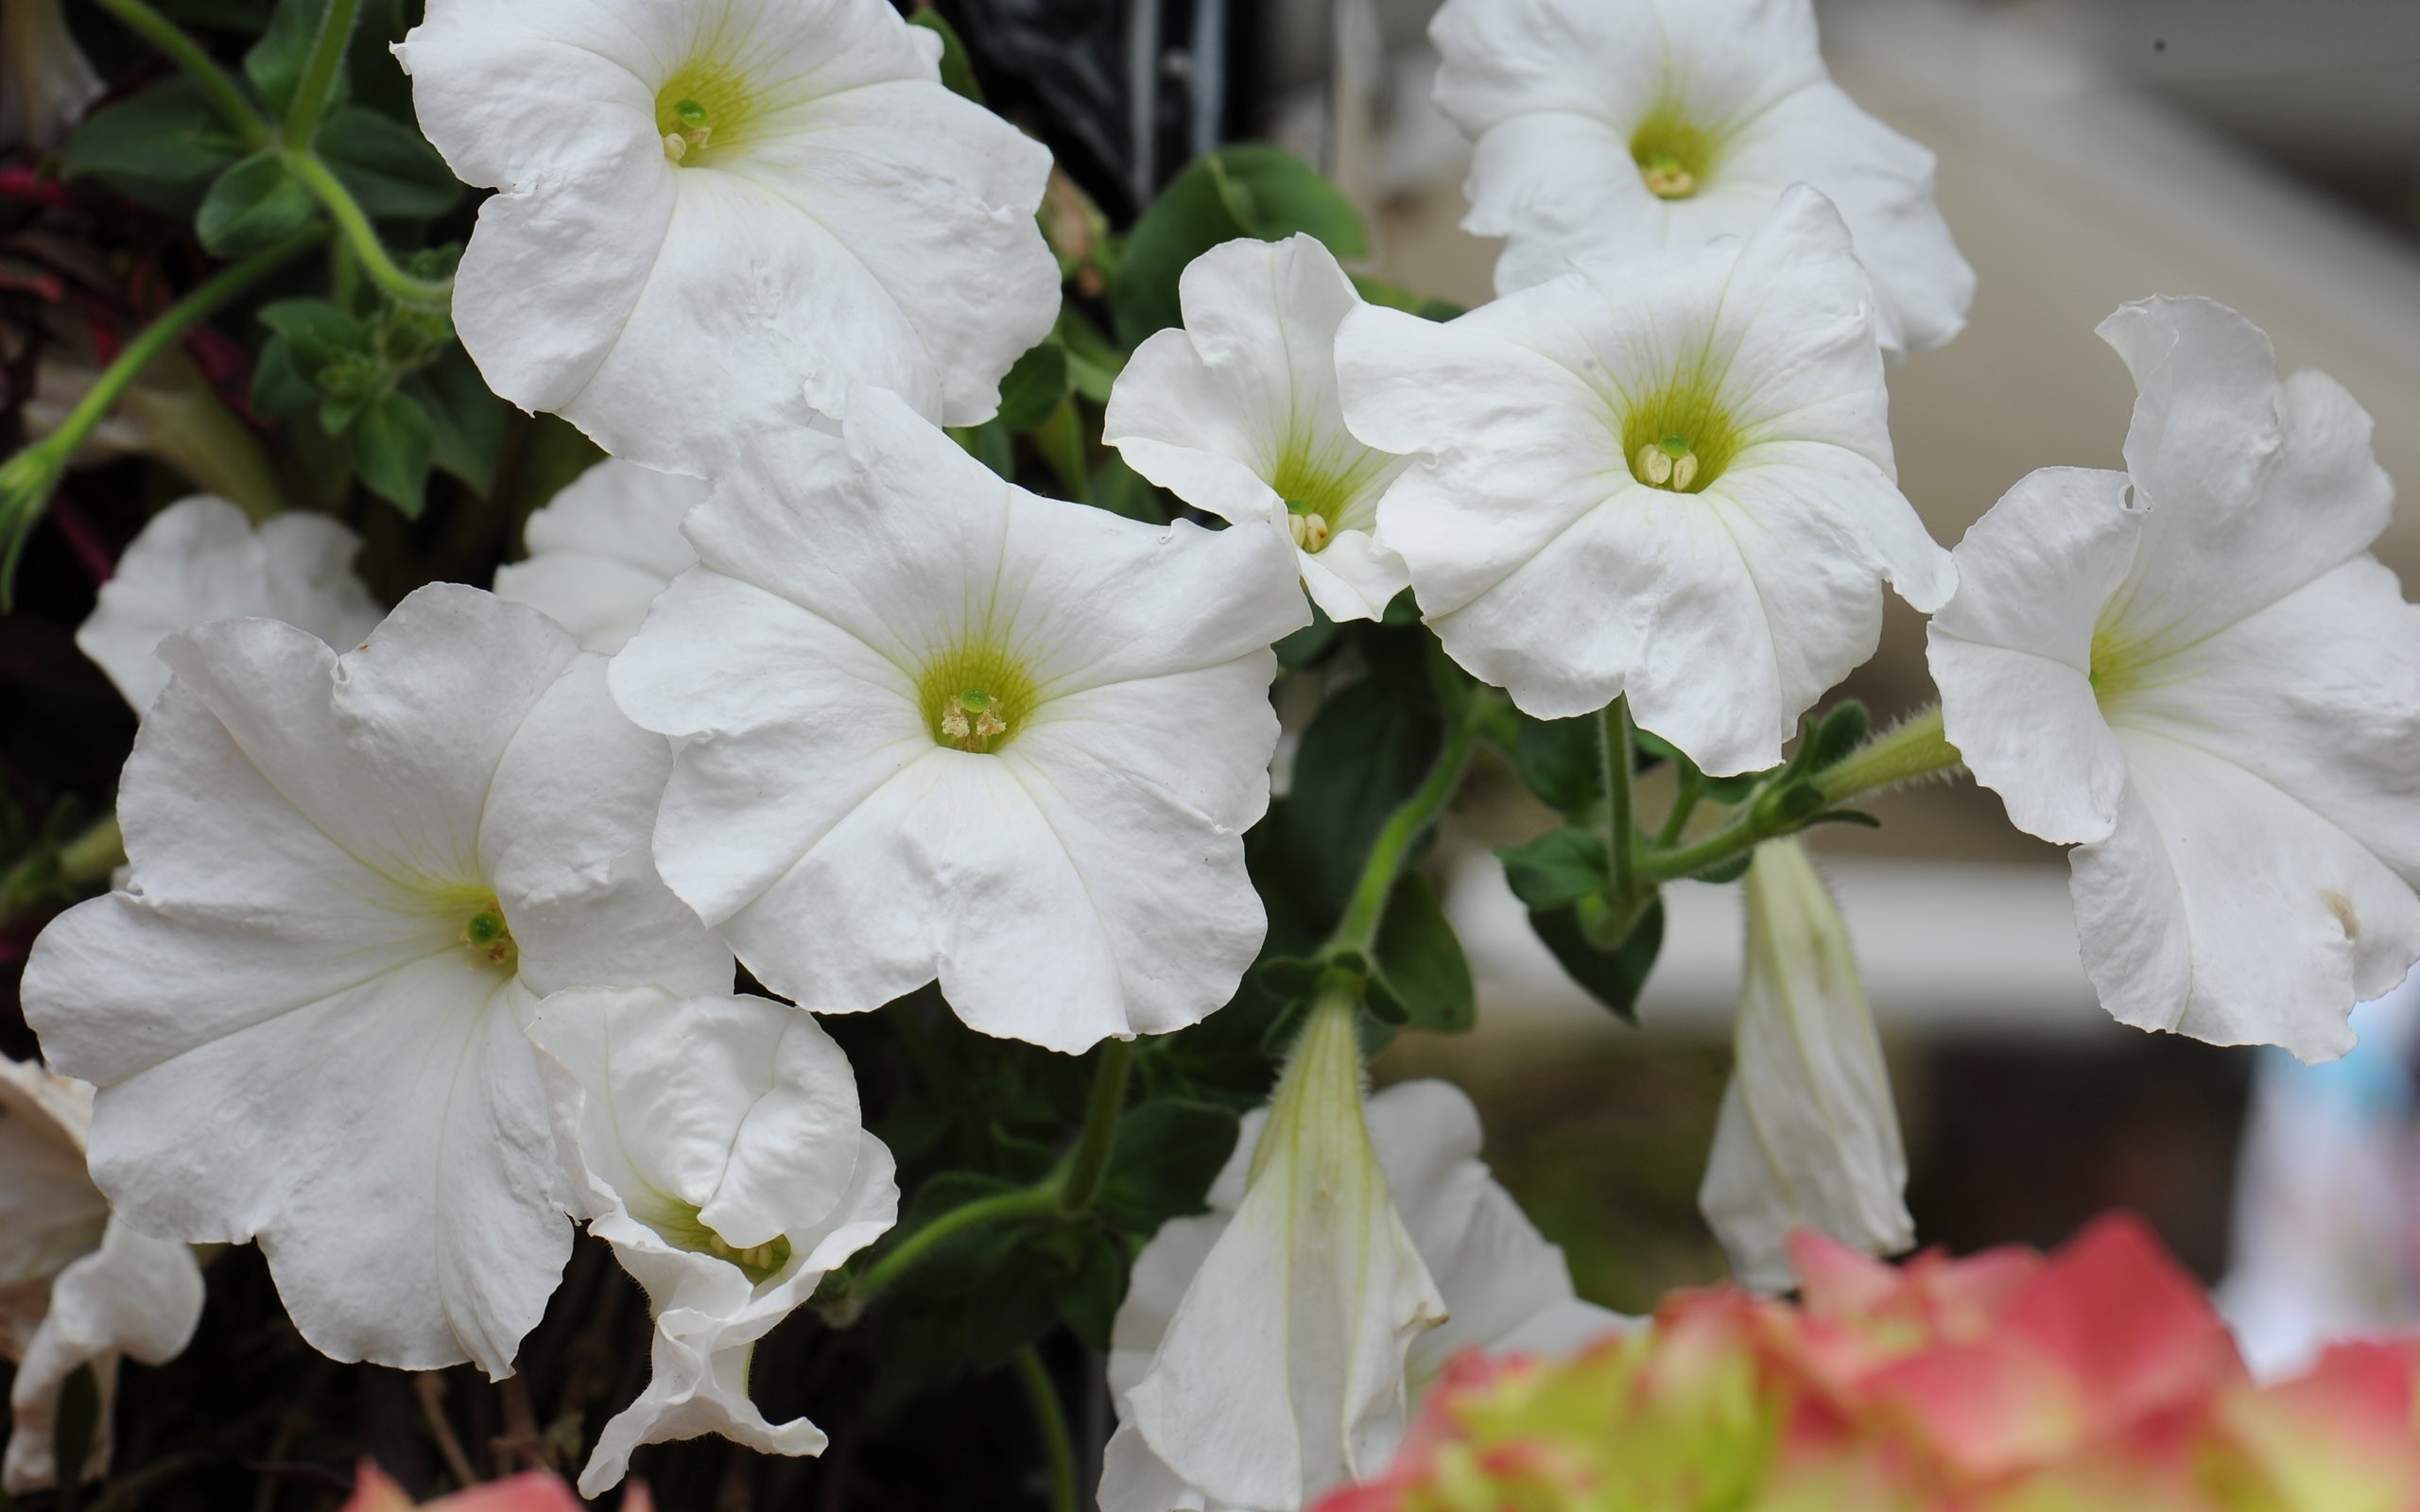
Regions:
[[1224, 0, 2420, 1362]]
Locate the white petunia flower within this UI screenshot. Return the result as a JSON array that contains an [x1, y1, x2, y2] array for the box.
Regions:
[[1428, 0, 1973, 361], [1104, 235, 1411, 623], [0, 1057, 204, 1496], [77, 495, 381, 714], [527, 987, 896, 1496], [1337, 186, 1953, 776], [1105, 1057, 1622, 1512], [610, 386, 1307, 1054], [1699, 839, 1910, 1294], [22, 584, 733, 1375], [1928, 297, 2420, 1063], [396, 0, 1061, 475], [1, 0, 103, 150], [493, 459, 704, 654]]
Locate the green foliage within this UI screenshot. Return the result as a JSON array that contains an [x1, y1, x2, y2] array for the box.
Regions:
[[61, 79, 244, 214], [1281, 624, 1443, 919], [197, 151, 318, 255], [1498, 828, 1613, 912], [1113, 145, 1371, 347], [1368, 871, 1476, 1033], [246, 0, 344, 119], [347, 390, 436, 512], [1096, 1100, 1241, 1234], [319, 108, 462, 219], [908, 9, 985, 103], [994, 338, 1072, 432], [1530, 897, 1667, 1023], [1513, 711, 1605, 816]]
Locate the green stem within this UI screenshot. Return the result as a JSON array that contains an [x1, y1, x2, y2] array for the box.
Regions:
[[851, 1184, 1059, 1302], [278, 0, 360, 146], [1055, 1038, 1132, 1216], [1601, 696, 1639, 902], [1815, 704, 1962, 804], [280, 151, 453, 309], [1329, 696, 1484, 955], [2, 229, 326, 600], [1011, 1348, 1078, 1512], [1656, 764, 1703, 849], [88, 0, 270, 149]]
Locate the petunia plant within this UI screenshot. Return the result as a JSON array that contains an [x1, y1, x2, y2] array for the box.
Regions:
[[3, 0, 2419, 1505]]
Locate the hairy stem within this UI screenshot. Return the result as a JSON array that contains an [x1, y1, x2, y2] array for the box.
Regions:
[[278, 0, 360, 146], [281, 151, 453, 309], [1055, 1037, 1133, 1216], [1011, 1348, 1079, 1512], [1602, 696, 1638, 902], [88, 0, 270, 149]]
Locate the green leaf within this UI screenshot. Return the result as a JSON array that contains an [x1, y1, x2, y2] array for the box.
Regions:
[[318, 107, 461, 220], [1113, 145, 1369, 347], [1281, 628, 1443, 919], [247, 0, 345, 118], [251, 335, 318, 421], [994, 339, 1071, 433], [258, 298, 374, 375], [1050, 1228, 1125, 1349], [1368, 870, 1474, 1033], [1530, 896, 1665, 1023], [908, 9, 985, 103], [196, 152, 319, 256], [890, 1174, 1037, 1293], [1275, 603, 1339, 670], [1512, 711, 1603, 816], [1097, 1099, 1241, 1235], [1056, 308, 1125, 403], [948, 418, 1016, 483], [1348, 274, 1464, 322], [349, 389, 435, 515], [1088, 449, 1172, 524], [404, 347, 508, 495], [1496, 827, 1611, 912], [60, 79, 244, 215]]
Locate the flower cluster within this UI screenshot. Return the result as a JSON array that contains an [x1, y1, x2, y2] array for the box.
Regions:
[[1322, 1216, 2420, 1512], [5, 0, 2420, 1500]]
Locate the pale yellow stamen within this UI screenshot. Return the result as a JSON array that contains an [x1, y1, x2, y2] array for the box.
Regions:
[[1634, 435, 1701, 492], [1639, 154, 1696, 198], [941, 690, 1008, 749], [1288, 512, 1332, 553]]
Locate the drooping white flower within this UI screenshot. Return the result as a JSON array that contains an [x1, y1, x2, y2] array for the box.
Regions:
[[1337, 186, 1953, 776], [527, 987, 896, 1496], [493, 460, 704, 654], [1928, 297, 2420, 1063], [1428, 0, 1972, 361], [1, 0, 103, 150], [1104, 235, 1411, 623], [0, 1057, 204, 1496], [1699, 839, 1911, 1294], [610, 386, 1306, 1054], [23, 584, 733, 1375], [1108, 995, 1523, 1512], [77, 495, 381, 714], [396, 0, 1061, 474]]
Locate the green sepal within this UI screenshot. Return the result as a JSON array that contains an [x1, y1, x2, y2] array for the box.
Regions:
[[60, 79, 243, 215], [994, 338, 1071, 433], [349, 389, 435, 515], [1095, 1099, 1241, 1235], [1690, 851, 1754, 885], [196, 151, 319, 257], [1801, 808, 1883, 831], [1366, 871, 1475, 1034], [1496, 827, 1612, 912], [908, 9, 985, 103], [1797, 699, 1870, 776], [1113, 145, 1369, 347], [1529, 895, 1665, 1023], [318, 107, 461, 220]]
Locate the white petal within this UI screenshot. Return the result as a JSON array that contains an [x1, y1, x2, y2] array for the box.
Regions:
[[1928, 467, 2141, 844], [0, 1060, 102, 1296], [493, 459, 704, 653], [1698, 841, 1910, 1292], [1, 1218, 203, 1494], [76, 496, 379, 713], [23, 586, 714, 1372], [402, 0, 1057, 471], [576, 1133, 896, 1496]]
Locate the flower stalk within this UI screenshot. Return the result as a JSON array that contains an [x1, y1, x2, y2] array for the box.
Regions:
[[1011, 1348, 1078, 1512]]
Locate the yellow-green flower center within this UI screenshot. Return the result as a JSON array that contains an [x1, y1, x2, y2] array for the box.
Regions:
[[1270, 445, 1385, 557], [919, 642, 1037, 754], [1631, 102, 1719, 200], [2087, 610, 2160, 711], [655, 58, 757, 165], [645, 1199, 793, 1285], [459, 898, 516, 972], [1621, 379, 1739, 494]]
